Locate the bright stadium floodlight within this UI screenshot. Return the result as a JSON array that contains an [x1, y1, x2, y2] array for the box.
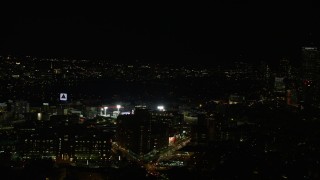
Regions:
[[103, 107, 108, 116], [157, 106, 164, 111], [116, 105, 121, 111]]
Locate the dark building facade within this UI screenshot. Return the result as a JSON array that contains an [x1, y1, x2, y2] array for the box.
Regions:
[[17, 115, 113, 166], [302, 47, 320, 80], [301, 47, 320, 107], [116, 108, 169, 155]]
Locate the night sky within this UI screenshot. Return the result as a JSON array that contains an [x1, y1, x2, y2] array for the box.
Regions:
[[1, 2, 320, 66]]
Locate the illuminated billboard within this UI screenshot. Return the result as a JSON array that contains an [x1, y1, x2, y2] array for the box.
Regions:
[[60, 93, 67, 101]]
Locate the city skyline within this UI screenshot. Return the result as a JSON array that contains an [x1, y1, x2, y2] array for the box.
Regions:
[[2, 4, 320, 178]]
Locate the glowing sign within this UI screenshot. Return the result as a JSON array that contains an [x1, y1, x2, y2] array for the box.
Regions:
[[303, 47, 317, 50], [60, 93, 67, 101]]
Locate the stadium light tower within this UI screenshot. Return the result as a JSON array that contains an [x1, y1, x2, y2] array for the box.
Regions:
[[100, 108, 104, 116], [116, 105, 121, 111], [104, 106, 108, 116], [157, 105, 165, 111]]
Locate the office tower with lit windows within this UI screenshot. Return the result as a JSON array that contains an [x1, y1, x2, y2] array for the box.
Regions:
[[302, 47, 320, 80], [301, 47, 320, 107], [18, 114, 112, 166]]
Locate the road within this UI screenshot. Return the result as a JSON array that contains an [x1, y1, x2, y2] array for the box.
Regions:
[[112, 137, 191, 177]]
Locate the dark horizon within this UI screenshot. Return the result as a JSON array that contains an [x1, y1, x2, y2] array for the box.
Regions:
[[1, 3, 320, 67]]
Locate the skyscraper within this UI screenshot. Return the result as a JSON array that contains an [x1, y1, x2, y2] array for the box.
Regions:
[[302, 47, 320, 80], [116, 108, 169, 155], [301, 47, 320, 107], [279, 58, 292, 78]]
